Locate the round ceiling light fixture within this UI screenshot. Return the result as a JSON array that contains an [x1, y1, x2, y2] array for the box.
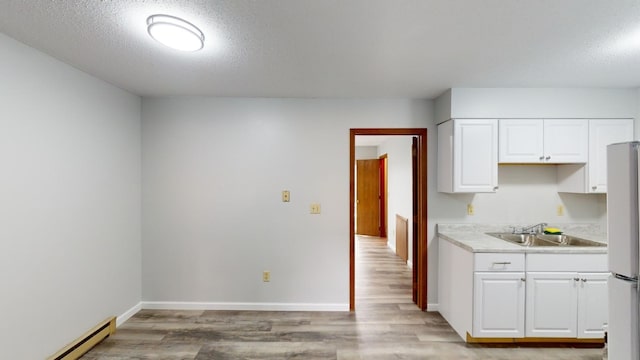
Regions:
[[147, 14, 204, 52]]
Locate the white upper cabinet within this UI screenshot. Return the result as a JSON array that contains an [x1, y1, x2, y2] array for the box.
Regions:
[[499, 119, 588, 163], [438, 119, 498, 193], [499, 119, 544, 163], [543, 120, 589, 163], [558, 119, 634, 193]]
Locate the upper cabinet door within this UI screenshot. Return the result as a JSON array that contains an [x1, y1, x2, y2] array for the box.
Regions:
[[453, 119, 498, 192], [437, 119, 498, 193], [499, 119, 544, 163], [543, 119, 588, 163], [588, 119, 634, 193]]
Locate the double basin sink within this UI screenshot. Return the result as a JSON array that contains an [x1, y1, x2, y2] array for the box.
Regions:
[[486, 232, 606, 248]]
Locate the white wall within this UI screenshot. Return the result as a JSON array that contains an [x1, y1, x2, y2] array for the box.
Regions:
[[377, 137, 413, 263], [355, 145, 378, 160], [141, 97, 431, 308], [435, 88, 638, 124], [431, 165, 606, 225], [636, 88, 640, 140], [0, 34, 141, 359]]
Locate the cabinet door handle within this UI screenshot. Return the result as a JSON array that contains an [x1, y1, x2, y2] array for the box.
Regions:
[[573, 277, 580, 282], [592, 186, 597, 191], [492, 262, 511, 265], [493, 186, 499, 191], [545, 156, 551, 160], [520, 278, 526, 282], [581, 278, 587, 282], [539, 156, 545, 161]]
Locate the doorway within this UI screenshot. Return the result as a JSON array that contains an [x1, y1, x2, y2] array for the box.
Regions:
[[349, 128, 428, 311]]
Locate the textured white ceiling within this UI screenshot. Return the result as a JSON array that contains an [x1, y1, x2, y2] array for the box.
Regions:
[[1, 0, 640, 98]]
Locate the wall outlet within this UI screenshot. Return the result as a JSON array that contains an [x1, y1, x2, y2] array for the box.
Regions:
[[263, 271, 270, 282], [467, 203, 474, 216], [282, 190, 290, 202], [557, 204, 564, 216], [310, 203, 321, 214]]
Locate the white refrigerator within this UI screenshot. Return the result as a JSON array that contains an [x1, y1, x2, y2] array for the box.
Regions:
[[607, 141, 640, 360]]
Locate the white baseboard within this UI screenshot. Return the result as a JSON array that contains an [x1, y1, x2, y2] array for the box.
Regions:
[[141, 301, 349, 312], [426, 303, 439, 312], [117, 301, 142, 327]]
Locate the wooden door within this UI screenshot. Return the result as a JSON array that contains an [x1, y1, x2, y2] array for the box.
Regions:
[[378, 155, 387, 238], [356, 159, 380, 236]]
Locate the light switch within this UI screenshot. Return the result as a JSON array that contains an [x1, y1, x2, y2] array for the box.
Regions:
[[282, 190, 290, 202], [310, 203, 321, 214]]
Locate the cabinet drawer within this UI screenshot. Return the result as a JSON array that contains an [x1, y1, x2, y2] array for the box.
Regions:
[[475, 253, 525, 271], [527, 253, 607, 272]]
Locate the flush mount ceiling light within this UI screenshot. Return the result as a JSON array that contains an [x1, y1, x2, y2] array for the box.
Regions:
[[147, 14, 205, 52]]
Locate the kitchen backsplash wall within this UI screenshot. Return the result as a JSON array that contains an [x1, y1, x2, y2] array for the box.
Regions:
[[431, 164, 607, 229]]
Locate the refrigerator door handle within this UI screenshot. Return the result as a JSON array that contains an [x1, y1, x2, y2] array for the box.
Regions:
[[613, 273, 639, 283]]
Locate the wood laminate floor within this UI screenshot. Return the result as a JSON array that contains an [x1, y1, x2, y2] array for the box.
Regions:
[[82, 236, 602, 359]]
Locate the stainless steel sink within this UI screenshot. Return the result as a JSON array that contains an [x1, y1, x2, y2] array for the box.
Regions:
[[486, 232, 559, 247], [535, 234, 606, 247], [486, 232, 606, 247]]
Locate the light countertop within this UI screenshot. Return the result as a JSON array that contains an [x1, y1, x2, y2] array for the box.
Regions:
[[437, 223, 607, 254]]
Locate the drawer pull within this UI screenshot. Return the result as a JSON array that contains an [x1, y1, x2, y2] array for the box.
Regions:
[[492, 261, 511, 265], [574, 277, 580, 282], [520, 278, 526, 282], [581, 278, 587, 282]]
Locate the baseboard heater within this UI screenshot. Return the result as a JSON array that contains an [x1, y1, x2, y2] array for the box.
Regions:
[[48, 316, 116, 360]]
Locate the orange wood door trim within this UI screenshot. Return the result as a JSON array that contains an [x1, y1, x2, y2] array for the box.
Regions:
[[350, 128, 428, 311]]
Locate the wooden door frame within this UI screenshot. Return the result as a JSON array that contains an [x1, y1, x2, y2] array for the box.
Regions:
[[350, 128, 428, 311], [378, 154, 388, 238]]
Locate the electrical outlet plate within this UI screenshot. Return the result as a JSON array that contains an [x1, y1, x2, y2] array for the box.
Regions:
[[263, 271, 270, 282], [557, 205, 564, 216], [282, 190, 290, 202], [310, 203, 321, 214], [467, 204, 474, 215]]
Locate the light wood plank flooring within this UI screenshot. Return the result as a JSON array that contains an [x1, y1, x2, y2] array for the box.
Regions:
[[82, 236, 602, 359]]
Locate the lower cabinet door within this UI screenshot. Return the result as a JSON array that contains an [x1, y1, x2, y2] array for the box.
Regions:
[[526, 272, 578, 338], [473, 272, 525, 338], [577, 272, 609, 338]]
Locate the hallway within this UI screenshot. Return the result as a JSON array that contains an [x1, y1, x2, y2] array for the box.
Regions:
[[82, 236, 602, 359]]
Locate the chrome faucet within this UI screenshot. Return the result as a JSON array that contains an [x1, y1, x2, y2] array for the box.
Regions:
[[512, 222, 548, 235]]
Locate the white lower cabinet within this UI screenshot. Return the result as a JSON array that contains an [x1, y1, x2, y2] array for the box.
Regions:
[[439, 241, 608, 342], [526, 272, 579, 338], [577, 273, 609, 338], [473, 272, 525, 338], [525, 271, 608, 338]]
